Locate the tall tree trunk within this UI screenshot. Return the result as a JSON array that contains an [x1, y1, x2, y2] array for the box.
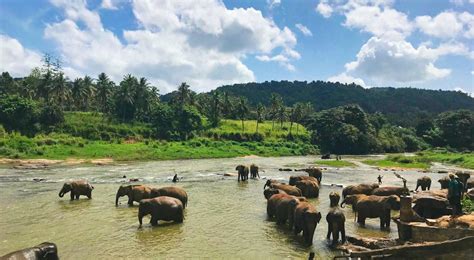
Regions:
[[241, 119, 245, 132], [272, 120, 275, 131], [256, 121, 259, 133], [296, 124, 299, 135], [289, 121, 293, 135]]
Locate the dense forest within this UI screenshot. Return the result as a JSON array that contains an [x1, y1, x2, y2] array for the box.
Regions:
[[1, 55, 473, 157], [191, 81, 474, 127]]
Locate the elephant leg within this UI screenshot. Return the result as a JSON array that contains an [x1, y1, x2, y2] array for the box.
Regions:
[[87, 191, 92, 199], [70, 192, 75, 201], [428, 184, 431, 190], [326, 222, 332, 240], [332, 225, 339, 246], [128, 196, 134, 206], [151, 216, 159, 226], [357, 215, 365, 225], [341, 224, 346, 243], [294, 225, 302, 235], [415, 185, 419, 191], [75, 194, 80, 200]]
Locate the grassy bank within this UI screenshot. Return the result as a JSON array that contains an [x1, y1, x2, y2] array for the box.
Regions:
[[0, 133, 317, 161], [363, 151, 474, 170], [314, 160, 356, 167]]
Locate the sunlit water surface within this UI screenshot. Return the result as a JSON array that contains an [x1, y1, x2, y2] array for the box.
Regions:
[[0, 156, 445, 259]]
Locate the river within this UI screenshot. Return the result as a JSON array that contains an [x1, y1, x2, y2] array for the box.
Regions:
[[0, 156, 448, 259]]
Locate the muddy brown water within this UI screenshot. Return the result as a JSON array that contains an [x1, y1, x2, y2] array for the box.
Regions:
[[0, 156, 448, 259]]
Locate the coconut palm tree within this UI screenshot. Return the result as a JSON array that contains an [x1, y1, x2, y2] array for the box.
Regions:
[[236, 97, 249, 132], [95, 72, 114, 113], [256, 103, 265, 133], [50, 72, 70, 108]]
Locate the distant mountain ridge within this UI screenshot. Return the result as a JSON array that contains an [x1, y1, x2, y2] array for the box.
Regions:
[[162, 80, 474, 126]]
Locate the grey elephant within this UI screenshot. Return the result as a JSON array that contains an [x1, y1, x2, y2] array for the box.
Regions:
[[263, 188, 287, 200], [340, 194, 369, 213], [455, 171, 471, 191], [138, 197, 184, 227], [264, 180, 302, 196], [291, 201, 322, 244], [295, 180, 319, 198], [116, 184, 153, 206], [326, 192, 346, 246], [150, 186, 188, 208], [303, 167, 322, 183], [354, 195, 400, 229], [342, 183, 379, 198], [250, 164, 260, 179], [289, 176, 317, 186], [438, 176, 450, 189], [372, 186, 409, 197], [58, 180, 94, 200], [236, 165, 249, 181], [1, 242, 58, 260], [415, 176, 431, 191], [413, 193, 451, 218], [266, 193, 306, 223]]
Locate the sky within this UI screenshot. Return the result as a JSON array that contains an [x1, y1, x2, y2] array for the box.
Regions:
[[0, 0, 473, 94]]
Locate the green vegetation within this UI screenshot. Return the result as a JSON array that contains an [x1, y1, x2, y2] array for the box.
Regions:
[[314, 160, 356, 167], [363, 151, 474, 169], [462, 196, 474, 213], [0, 55, 472, 162]]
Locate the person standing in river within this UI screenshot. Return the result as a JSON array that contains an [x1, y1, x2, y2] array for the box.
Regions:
[[172, 174, 179, 183], [447, 173, 463, 216], [377, 175, 383, 185]]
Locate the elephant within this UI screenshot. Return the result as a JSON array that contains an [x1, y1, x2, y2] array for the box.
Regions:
[[1, 242, 58, 260], [372, 186, 409, 197], [342, 183, 379, 198], [412, 195, 451, 218], [264, 180, 302, 196], [415, 176, 431, 191], [303, 167, 322, 183], [266, 193, 306, 222], [289, 176, 317, 186], [291, 201, 322, 244], [150, 186, 188, 208], [250, 164, 260, 179], [138, 196, 184, 227], [58, 180, 94, 200], [353, 195, 400, 229], [340, 194, 369, 213], [467, 179, 474, 190], [326, 207, 346, 246], [321, 153, 331, 159], [263, 188, 287, 200], [455, 171, 471, 191], [329, 191, 341, 207], [236, 165, 249, 181], [116, 184, 153, 206], [295, 180, 319, 198], [438, 176, 450, 189]]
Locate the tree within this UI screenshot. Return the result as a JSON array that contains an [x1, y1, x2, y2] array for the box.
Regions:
[[209, 91, 222, 127], [176, 105, 203, 140], [277, 104, 287, 128], [174, 82, 192, 108], [114, 74, 137, 121], [0, 95, 40, 136], [289, 103, 303, 135], [435, 110, 474, 150], [236, 97, 249, 132], [80, 76, 95, 110], [222, 92, 234, 119], [95, 72, 114, 114], [256, 103, 265, 133], [269, 93, 282, 130], [50, 72, 70, 107]]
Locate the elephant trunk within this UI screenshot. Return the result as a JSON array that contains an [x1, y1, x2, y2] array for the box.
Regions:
[[263, 183, 268, 190], [115, 193, 120, 206], [58, 189, 65, 198], [340, 200, 346, 208]]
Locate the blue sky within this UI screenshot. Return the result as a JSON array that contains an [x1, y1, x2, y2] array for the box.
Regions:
[[0, 0, 473, 94]]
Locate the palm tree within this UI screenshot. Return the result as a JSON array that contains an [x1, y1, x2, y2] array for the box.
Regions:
[[95, 72, 114, 113], [222, 92, 234, 118], [209, 91, 222, 127], [71, 78, 84, 110], [270, 93, 283, 130], [277, 105, 287, 128], [289, 103, 303, 135], [116, 74, 137, 121], [81, 76, 95, 110], [236, 97, 249, 132], [256, 103, 265, 133], [175, 82, 192, 108], [50, 72, 70, 108]]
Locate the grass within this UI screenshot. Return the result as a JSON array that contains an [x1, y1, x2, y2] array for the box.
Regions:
[[314, 160, 356, 167], [362, 151, 474, 170], [206, 119, 309, 141], [462, 196, 474, 213]]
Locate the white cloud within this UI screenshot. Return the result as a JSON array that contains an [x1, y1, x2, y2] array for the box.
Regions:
[[454, 87, 473, 96], [295, 23, 312, 36], [101, 0, 118, 10], [267, 0, 281, 9], [416, 12, 463, 38], [316, 1, 333, 18], [344, 37, 471, 83], [43, 0, 299, 92], [0, 34, 42, 77], [327, 72, 367, 87]]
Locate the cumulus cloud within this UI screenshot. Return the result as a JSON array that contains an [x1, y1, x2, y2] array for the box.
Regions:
[[295, 24, 312, 36], [416, 12, 464, 38], [43, 0, 299, 92], [327, 72, 367, 87], [344, 37, 471, 83], [0, 34, 42, 77], [316, 1, 333, 18], [267, 0, 281, 9], [101, 0, 118, 10]]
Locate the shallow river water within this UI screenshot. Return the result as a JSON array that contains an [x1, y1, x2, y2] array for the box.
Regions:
[[0, 156, 447, 259]]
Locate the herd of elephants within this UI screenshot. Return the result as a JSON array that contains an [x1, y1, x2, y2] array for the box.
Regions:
[[2, 163, 474, 259]]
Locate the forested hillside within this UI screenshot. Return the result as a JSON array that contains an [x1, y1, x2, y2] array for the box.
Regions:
[[196, 81, 474, 126]]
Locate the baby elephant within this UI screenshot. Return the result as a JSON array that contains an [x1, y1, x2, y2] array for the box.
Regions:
[[138, 196, 184, 227], [1, 242, 58, 260], [326, 192, 346, 246], [292, 201, 322, 244], [58, 180, 94, 200]]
